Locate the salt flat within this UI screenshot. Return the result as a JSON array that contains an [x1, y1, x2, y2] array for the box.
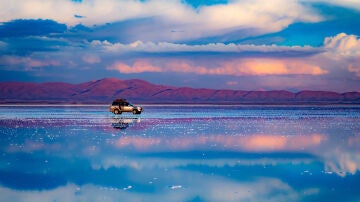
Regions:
[[0, 105, 359, 201]]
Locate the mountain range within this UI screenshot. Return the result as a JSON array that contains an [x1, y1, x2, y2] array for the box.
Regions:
[[0, 78, 359, 104]]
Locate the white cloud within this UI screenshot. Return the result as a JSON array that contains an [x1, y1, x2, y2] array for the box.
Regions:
[[324, 33, 360, 55], [91, 39, 317, 53], [196, 0, 321, 33], [0, 0, 322, 41], [321, 33, 360, 77]]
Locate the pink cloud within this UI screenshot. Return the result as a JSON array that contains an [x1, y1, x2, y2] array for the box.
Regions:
[[209, 59, 327, 76], [107, 60, 162, 73], [247, 59, 326, 75], [107, 58, 327, 76], [174, 58, 327, 76]]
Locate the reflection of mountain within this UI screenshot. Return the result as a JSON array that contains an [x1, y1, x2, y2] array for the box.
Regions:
[[1, 78, 359, 103], [111, 117, 140, 130]]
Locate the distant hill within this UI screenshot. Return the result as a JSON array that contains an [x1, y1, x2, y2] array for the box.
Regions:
[[0, 78, 359, 104]]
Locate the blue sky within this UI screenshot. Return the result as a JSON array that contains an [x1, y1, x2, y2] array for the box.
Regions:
[[0, 0, 360, 92]]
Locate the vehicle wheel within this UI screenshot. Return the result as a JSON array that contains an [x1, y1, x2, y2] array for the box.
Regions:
[[133, 110, 137, 114], [114, 109, 121, 114]]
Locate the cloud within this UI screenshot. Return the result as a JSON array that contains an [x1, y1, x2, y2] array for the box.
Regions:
[[82, 55, 101, 64], [0, 55, 60, 69], [92, 40, 318, 54], [101, 33, 359, 78], [321, 33, 360, 77], [107, 60, 162, 74], [0, 19, 67, 38], [324, 33, 360, 55], [107, 58, 327, 76], [0, 36, 69, 57], [0, 177, 299, 202], [206, 59, 327, 76], [0, 0, 323, 41], [109, 132, 360, 177]]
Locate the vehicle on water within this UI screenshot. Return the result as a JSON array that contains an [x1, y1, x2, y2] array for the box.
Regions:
[[109, 98, 143, 115]]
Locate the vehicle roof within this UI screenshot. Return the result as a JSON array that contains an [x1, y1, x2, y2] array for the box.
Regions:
[[113, 98, 127, 102]]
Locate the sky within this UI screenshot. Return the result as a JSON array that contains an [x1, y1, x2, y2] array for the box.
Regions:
[[0, 0, 360, 92]]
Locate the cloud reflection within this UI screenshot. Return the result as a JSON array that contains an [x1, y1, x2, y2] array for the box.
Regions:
[[110, 133, 360, 176], [113, 133, 326, 152], [0, 176, 300, 202]]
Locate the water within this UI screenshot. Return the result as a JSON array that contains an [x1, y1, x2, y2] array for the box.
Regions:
[[0, 105, 360, 202]]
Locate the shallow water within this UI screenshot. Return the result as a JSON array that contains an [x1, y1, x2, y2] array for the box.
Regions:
[[0, 105, 360, 202]]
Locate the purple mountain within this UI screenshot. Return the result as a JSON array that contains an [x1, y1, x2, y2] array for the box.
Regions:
[[0, 78, 359, 104]]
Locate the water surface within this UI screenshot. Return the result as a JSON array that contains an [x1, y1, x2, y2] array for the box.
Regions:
[[0, 105, 360, 201]]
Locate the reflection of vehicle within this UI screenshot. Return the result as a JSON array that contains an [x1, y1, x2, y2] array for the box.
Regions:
[[109, 98, 143, 114], [111, 117, 140, 129]]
